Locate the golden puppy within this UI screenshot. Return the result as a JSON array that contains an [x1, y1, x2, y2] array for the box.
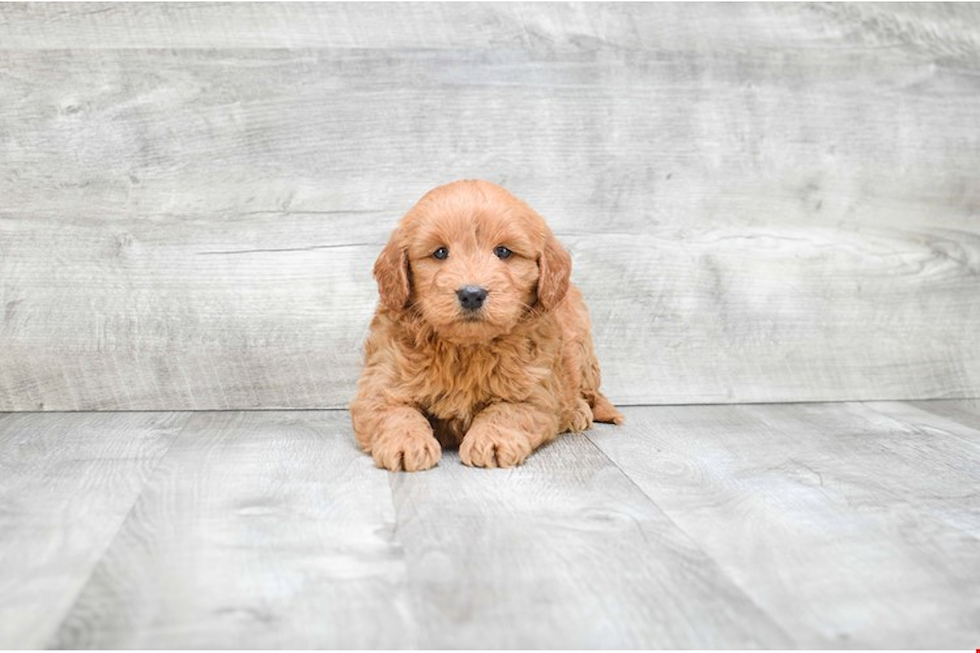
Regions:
[[351, 180, 622, 471]]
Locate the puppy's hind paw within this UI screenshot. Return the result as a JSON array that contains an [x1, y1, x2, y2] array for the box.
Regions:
[[591, 393, 625, 425], [565, 397, 594, 432], [371, 431, 441, 472]]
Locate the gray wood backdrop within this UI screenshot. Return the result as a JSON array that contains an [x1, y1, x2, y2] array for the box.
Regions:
[[1, 3, 979, 411]]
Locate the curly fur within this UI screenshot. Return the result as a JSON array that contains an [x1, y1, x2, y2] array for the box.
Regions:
[[351, 180, 623, 471]]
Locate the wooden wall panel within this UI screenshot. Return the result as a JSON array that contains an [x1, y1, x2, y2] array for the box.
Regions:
[[1, 3, 978, 409]]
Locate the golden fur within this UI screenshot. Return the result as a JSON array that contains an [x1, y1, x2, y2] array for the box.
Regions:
[[351, 180, 622, 471]]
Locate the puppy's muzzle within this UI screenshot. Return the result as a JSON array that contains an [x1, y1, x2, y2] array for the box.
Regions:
[[457, 285, 488, 311]]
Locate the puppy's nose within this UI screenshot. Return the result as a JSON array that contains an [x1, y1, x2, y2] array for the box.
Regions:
[[457, 285, 488, 311]]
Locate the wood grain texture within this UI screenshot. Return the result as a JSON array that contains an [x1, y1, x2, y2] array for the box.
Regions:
[[0, 411, 187, 649], [52, 411, 413, 649], [52, 411, 793, 649], [861, 400, 980, 537], [1, 3, 978, 54], [389, 432, 792, 649], [588, 403, 980, 647], [1, 404, 978, 647], [909, 398, 980, 433], [2, 3, 980, 409]]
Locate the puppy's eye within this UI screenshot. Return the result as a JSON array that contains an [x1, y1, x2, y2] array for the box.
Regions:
[[494, 246, 512, 259], [432, 247, 449, 260]]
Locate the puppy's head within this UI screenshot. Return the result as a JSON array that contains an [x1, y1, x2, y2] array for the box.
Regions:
[[374, 180, 571, 343]]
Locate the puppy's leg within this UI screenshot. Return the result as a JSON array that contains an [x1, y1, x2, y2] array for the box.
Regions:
[[460, 402, 559, 468], [564, 396, 594, 432], [576, 325, 624, 426], [590, 391, 624, 425], [351, 401, 441, 472]]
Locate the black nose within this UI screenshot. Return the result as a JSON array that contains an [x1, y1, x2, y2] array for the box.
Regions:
[[457, 285, 488, 311]]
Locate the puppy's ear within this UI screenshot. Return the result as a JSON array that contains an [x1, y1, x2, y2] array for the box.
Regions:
[[373, 234, 411, 311], [537, 235, 572, 310]]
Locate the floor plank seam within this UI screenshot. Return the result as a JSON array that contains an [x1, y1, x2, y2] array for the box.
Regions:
[[42, 412, 197, 648], [580, 429, 801, 647], [383, 468, 423, 646]]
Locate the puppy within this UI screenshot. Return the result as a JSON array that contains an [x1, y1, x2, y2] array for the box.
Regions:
[[351, 180, 622, 471]]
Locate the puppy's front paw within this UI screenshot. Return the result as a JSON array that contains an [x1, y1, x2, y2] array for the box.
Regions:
[[460, 424, 532, 468], [372, 430, 441, 472]]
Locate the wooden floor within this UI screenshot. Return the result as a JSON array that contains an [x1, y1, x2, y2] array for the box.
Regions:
[[0, 401, 977, 649]]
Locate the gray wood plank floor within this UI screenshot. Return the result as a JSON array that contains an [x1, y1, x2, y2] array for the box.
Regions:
[[0, 403, 976, 648]]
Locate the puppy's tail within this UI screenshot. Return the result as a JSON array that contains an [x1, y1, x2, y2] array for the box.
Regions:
[[590, 392, 625, 425]]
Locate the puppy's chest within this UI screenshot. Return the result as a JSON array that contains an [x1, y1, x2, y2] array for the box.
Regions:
[[407, 342, 543, 419]]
